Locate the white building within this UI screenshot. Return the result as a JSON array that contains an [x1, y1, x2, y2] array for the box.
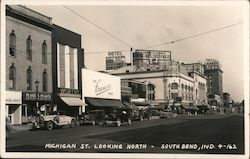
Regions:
[[110, 61, 208, 111]]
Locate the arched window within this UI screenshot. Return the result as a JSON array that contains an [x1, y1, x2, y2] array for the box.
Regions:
[[42, 70, 48, 92], [9, 30, 16, 56], [27, 67, 32, 90], [42, 41, 47, 64], [171, 83, 178, 89], [148, 84, 155, 100], [26, 36, 32, 61], [9, 64, 16, 89]]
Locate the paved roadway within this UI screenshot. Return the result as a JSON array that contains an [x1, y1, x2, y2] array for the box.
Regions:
[[6, 114, 244, 154]]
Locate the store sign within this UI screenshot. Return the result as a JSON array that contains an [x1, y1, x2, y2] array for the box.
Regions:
[[58, 88, 80, 97], [82, 69, 121, 99], [134, 49, 171, 63], [23, 92, 51, 101], [6, 91, 22, 104]]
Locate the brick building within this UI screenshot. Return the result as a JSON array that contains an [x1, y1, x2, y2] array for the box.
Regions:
[[5, 5, 53, 124]]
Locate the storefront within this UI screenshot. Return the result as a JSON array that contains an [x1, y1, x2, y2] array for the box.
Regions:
[[56, 88, 84, 116], [6, 91, 22, 125], [22, 92, 52, 116], [82, 69, 125, 113]]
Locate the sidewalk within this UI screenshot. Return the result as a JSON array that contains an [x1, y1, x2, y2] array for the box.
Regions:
[[9, 123, 33, 132]]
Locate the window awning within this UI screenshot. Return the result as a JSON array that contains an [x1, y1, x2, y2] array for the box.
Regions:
[[132, 101, 150, 106], [182, 106, 198, 110], [85, 98, 126, 108], [60, 97, 84, 106]]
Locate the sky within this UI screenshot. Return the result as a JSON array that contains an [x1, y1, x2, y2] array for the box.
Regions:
[[27, 2, 247, 102]]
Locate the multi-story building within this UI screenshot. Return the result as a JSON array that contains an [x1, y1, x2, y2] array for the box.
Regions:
[[204, 59, 223, 98], [6, 5, 53, 124], [106, 51, 127, 70], [184, 63, 207, 105], [110, 60, 208, 113], [52, 24, 84, 116]]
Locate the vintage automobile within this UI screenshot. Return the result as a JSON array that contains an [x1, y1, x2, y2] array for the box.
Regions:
[[160, 109, 174, 118], [32, 111, 76, 130], [80, 110, 105, 126], [148, 109, 161, 119], [104, 109, 132, 127]]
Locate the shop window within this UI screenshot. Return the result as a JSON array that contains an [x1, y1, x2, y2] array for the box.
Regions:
[[42, 40, 47, 64], [9, 64, 16, 89], [9, 30, 16, 56], [171, 83, 178, 89], [43, 69, 48, 92], [26, 36, 32, 61], [27, 67, 32, 90]]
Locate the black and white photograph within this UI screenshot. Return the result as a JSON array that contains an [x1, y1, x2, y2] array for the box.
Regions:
[[1, 0, 249, 159]]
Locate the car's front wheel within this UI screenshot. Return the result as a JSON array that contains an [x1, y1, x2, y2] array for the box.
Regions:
[[116, 119, 121, 127], [46, 121, 54, 130]]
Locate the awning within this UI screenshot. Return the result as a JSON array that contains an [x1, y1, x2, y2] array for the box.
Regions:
[[85, 98, 126, 108], [123, 102, 132, 109], [182, 105, 198, 110], [132, 101, 150, 106], [131, 102, 139, 110], [60, 97, 84, 106]]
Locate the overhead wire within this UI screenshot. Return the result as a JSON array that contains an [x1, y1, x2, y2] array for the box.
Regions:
[[62, 5, 243, 54], [143, 21, 243, 49], [84, 21, 242, 54], [63, 5, 133, 49]]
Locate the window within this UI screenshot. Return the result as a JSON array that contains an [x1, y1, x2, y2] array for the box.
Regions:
[[42, 41, 47, 64], [27, 67, 32, 90], [26, 36, 32, 60], [171, 83, 178, 89], [42, 70, 48, 92], [148, 84, 155, 100], [9, 64, 16, 89], [171, 93, 178, 99], [9, 30, 16, 56]]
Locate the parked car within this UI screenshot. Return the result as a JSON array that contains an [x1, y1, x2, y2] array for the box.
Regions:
[[131, 110, 144, 121], [148, 109, 161, 119], [104, 109, 132, 127], [32, 111, 76, 130], [80, 110, 105, 126], [160, 109, 174, 118]]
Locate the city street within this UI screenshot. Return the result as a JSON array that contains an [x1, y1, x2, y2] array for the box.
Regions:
[[6, 114, 244, 154]]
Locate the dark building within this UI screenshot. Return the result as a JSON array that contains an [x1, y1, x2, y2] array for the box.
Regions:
[[52, 24, 84, 116], [204, 59, 223, 99]]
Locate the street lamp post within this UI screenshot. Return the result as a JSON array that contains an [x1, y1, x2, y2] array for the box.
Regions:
[[35, 80, 39, 114]]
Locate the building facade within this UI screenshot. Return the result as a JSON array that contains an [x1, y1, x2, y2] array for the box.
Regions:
[[204, 59, 223, 98], [106, 51, 127, 70], [110, 61, 208, 112], [6, 5, 53, 124], [52, 24, 84, 116]]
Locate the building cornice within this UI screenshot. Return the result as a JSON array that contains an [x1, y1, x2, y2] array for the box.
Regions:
[[6, 5, 53, 31]]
